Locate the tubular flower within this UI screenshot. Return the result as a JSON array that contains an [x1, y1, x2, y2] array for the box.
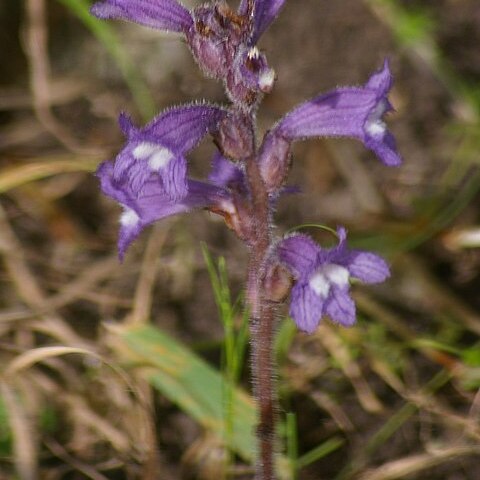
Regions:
[[97, 159, 236, 259], [277, 228, 390, 333], [259, 60, 401, 192], [110, 105, 226, 200]]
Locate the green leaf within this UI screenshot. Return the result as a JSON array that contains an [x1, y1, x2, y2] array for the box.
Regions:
[[111, 324, 256, 461]]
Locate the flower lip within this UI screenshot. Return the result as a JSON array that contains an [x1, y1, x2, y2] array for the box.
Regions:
[[277, 229, 390, 332], [97, 158, 236, 260]]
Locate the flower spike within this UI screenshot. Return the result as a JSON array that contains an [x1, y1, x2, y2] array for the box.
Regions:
[[90, 0, 193, 33], [277, 228, 390, 333]]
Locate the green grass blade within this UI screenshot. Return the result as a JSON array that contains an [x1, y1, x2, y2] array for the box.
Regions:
[[286, 412, 298, 479], [297, 436, 345, 469], [57, 0, 156, 120], [0, 394, 12, 456]]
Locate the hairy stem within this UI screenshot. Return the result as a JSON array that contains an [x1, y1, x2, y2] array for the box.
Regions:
[[245, 124, 277, 480]]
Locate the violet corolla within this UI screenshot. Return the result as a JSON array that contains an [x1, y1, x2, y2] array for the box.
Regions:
[[276, 228, 390, 333], [259, 60, 401, 192]]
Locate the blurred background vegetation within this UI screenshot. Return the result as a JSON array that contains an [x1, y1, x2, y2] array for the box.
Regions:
[[1, 0, 480, 478]]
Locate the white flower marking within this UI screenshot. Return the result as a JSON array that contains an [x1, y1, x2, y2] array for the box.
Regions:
[[133, 142, 158, 159], [120, 208, 140, 228], [309, 272, 330, 297], [133, 142, 175, 171], [259, 69, 275, 92], [309, 263, 350, 298], [365, 101, 387, 138]]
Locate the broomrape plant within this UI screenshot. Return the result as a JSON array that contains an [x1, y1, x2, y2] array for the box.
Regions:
[[91, 0, 401, 478]]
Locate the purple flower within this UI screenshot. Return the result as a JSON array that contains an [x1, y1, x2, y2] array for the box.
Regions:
[[97, 160, 235, 259], [277, 228, 390, 333], [259, 60, 401, 191], [90, 0, 193, 33], [111, 104, 226, 200]]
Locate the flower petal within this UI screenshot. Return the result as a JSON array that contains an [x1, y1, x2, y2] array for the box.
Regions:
[[111, 105, 226, 196], [365, 130, 401, 167], [277, 88, 375, 139], [277, 234, 319, 278], [208, 152, 245, 190], [289, 283, 325, 333], [324, 287, 356, 327], [142, 104, 226, 155], [239, 0, 287, 42], [160, 155, 187, 200], [118, 207, 143, 260], [118, 112, 137, 137], [90, 0, 193, 33], [346, 251, 390, 284], [365, 58, 393, 96]]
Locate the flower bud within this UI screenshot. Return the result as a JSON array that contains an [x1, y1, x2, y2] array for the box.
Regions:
[[187, 2, 243, 78], [258, 131, 291, 193], [264, 262, 293, 303], [214, 111, 254, 160], [226, 45, 276, 106]]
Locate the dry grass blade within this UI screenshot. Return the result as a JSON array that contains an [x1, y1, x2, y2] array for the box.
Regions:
[[63, 394, 131, 453], [0, 381, 38, 480], [327, 141, 386, 214], [0, 158, 100, 194], [124, 226, 170, 479], [317, 324, 384, 413], [48, 256, 119, 311], [4, 346, 99, 377], [23, 0, 100, 153], [355, 291, 463, 372], [0, 202, 87, 347], [128, 225, 169, 326], [45, 439, 110, 480], [30, 369, 134, 454], [403, 254, 480, 336], [310, 391, 355, 432], [357, 445, 480, 480]]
